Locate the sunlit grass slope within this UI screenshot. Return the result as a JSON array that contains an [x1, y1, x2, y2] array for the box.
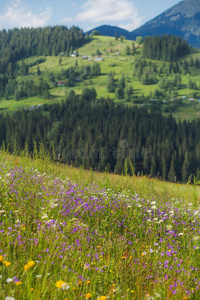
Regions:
[[0, 152, 200, 299], [1, 36, 200, 119]]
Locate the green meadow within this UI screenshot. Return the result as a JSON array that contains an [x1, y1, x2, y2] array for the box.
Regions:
[[1, 36, 200, 119], [0, 151, 200, 299]]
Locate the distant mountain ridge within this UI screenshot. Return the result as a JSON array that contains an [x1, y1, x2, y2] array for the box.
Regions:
[[87, 25, 132, 39], [87, 0, 200, 48]]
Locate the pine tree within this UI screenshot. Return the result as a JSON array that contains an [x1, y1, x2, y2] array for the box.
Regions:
[[168, 155, 176, 182]]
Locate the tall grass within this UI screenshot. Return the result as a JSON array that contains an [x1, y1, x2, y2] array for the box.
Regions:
[[0, 151, 200, 299]]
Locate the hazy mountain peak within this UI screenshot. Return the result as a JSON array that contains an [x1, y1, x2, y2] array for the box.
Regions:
[[87, 0, 200, 48], [131, 0, 200, 47]]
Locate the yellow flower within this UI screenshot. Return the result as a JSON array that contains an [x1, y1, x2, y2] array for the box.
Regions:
[[27, 260, 35, 267], [55, 280, 66, 288], [99, 296, 107, 300], [3, 260, 11, 267], [16, 281, 22, 286], [30, 288, 34, 291], [24, 260, 35, 270], [86, 293, 92, 299], [24, 264, 29, 270], [0, 255, 3, 262], [77, 280, 82, 286], [86, 280, 91, 285]]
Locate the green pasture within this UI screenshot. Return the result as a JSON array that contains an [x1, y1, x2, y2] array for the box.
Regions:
[[1, 35, 200, 119]]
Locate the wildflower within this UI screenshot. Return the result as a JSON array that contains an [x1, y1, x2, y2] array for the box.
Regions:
[[141, 252, 147, 256], [178, 233, 184, 236], [3, 261, 11, 267], [24, 260, 35, 271], [61, 283, 70, 290], [36, 275, 42, 278], [99, 297, 107, 300], [5, 297, 15, 300], [86, 293, 92, 299], [151, 206, 157, 210], [0, 255, 3, 262], [30, 288, 34, 291], [6, 278, 13, 283], [27, 260, 35, 267], [86, 280, 91, 285], [55, 280, 66, 288], [16, 281, 22, 286]]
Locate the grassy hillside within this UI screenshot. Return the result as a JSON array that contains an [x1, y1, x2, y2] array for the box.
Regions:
[[0, 152, 200, 299], [0, 36, 200, 119]]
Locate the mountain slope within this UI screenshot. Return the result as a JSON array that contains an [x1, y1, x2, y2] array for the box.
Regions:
[[87, 0, 200, 48], [87, 25, 132, 39], [132, 0, 200, 47]]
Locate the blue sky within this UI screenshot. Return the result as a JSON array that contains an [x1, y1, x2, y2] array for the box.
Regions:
[[0, 0, 181, 32]]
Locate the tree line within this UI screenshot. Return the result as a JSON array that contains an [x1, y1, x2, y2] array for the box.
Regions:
[[0, 88, 199, 183], [0, 26, 86, 98], [142, 35, 191, 62]]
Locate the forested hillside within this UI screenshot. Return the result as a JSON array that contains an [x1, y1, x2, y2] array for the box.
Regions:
[[142, 35, 191, 61], [1, 89, 200, 183], [0, 26, 86, 97]]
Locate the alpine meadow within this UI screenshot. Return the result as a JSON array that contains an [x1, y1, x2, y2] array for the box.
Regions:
[[0, 0, 200, 299]]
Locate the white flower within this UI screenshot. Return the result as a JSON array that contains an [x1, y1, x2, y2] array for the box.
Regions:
[[178, 233, 184, 236], [6, 278, 13, 283], [193, 236, 199, 240], [151, 206, 157, 210], [41, 214, 48, 219], [61, 283, 70, 290], [5, 297, 15, 300], [36, 275, 42, 278]]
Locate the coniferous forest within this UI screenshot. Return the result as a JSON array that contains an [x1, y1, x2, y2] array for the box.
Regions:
[[0, 26, 86, 97], [142, 35, 191, 61], [0, 27, 199, 183], [0, 88, 200, 183]]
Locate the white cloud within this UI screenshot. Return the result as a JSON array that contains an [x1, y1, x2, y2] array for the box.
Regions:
[[76, 0, 142, 30], [0, 0, 52, 29]]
